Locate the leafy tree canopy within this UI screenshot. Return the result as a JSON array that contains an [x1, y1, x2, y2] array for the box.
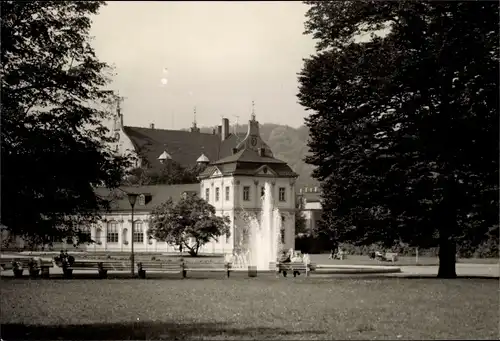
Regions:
[[1, 1, 131, 245], [125, 162, 205, 186], [148, 193, 230, 256], [298, 1, 499, 277]]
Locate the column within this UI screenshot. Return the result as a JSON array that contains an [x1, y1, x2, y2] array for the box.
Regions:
[[271, 180, 276, 207]]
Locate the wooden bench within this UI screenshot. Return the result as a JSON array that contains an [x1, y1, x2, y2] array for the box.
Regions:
[[55, 260, 130, 279], [1, 258, 54, 278], [275, 262, 315, 278], [182, 260, 232, 278], [137, 261, 182, 279]]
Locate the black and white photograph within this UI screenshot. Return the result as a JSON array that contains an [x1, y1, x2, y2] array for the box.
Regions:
[[1, 1, 498, 340]]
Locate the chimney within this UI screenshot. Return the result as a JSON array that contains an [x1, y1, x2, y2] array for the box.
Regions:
[[232, 148, 238, 154], [217, 125, 222, 136], [222, 118, 229, 141], [149, 123, 155, 129]]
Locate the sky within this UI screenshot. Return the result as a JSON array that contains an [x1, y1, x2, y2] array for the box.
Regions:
[[90, 1, 316, 130]]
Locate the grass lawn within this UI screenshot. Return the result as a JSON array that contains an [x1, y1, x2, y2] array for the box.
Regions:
[[1, 276, 498, 340]]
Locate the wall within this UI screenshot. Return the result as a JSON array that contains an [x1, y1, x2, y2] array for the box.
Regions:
[[199, 173, 296, 254], [110, 128, 139, 167]]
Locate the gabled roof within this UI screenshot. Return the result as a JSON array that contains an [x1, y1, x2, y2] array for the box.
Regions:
[[123, 126, 239, 173], [94, 184, 200, 212], [198, 149, 298, 179]]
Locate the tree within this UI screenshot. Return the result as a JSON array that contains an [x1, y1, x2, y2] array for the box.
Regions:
[[298, 1, 498, 277], [1, 1, 130, 246], [148, 193, 230, 256], [126, 162, 206, 186]]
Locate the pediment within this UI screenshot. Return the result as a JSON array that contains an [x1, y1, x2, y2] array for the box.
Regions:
[[254, 165, 277, 176], [210, 166, 223, 178]]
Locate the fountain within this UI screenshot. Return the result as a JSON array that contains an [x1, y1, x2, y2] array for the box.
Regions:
[[223, 182, 400, 277], [227, 181, 284, 271]]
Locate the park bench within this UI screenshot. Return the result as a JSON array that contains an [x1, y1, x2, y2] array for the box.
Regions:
[[274, 261, 316, 278], [374, 252, 399, 262], [182, 260, 232, 278], [385, 252, 399, 262], [1, 258, 54, 278], [137, 260, 182, 279], [55, 259, 130, 279]]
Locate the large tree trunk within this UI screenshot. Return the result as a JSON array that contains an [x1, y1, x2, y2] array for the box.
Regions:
[[437, 237, 457, 278]]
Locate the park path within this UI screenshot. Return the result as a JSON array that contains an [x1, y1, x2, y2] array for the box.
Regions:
[[394, 263, 499, 278]]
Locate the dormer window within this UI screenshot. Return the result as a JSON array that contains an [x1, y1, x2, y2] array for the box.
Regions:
[[197, 153, 210, 164], [158, 150, 172, 164]]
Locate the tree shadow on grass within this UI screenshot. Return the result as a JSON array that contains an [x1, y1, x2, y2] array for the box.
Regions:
[[387, 275, 499, 280], [1, 321, 325, 340]]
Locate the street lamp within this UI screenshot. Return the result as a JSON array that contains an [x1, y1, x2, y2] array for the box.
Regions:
[[127, 193, 138, 277]]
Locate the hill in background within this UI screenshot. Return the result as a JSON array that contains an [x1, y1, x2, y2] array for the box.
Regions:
[[192, 123, 319, 190]]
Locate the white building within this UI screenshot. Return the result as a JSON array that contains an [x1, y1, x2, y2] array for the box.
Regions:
[[197, 114, 298, 253], [83, 114, 297, 254]]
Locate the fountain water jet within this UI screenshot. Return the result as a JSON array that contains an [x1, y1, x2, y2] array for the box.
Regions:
[[228, 182, 283, 270]]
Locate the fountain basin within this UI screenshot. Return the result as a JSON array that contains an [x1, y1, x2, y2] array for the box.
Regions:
[[314, 264, 401, 274]]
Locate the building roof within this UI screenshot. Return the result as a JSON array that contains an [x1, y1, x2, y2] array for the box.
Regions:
[[297, 187, 322, 203], [123, 126, 240, 173], [94, 184, 200, 212], [198, 149, 298, 179], [197, 116, 298, 179], [213, 148, 286, 165]]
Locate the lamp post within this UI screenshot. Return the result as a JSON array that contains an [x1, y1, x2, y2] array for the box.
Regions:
[[127, 193, 138, 277]]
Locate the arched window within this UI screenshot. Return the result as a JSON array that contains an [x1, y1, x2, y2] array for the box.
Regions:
[[107, 221, 118, 243], [133, 221, 144, 243]]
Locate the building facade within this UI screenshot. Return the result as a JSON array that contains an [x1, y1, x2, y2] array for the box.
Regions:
[[81, 114, 298, 255]]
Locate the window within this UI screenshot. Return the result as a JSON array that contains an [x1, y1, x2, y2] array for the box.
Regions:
[[261, 187, 265, 197], [225, 186, 230, 201], [107, 222, 118, 243], [279, 187, 286, 202], [215, 187, 220, 201], [138, 194, 145, 206], [133, 221, 144, 243], [243, 186, 250, 201], [205, 188, 210, 202], [80, 226, 91, 242]]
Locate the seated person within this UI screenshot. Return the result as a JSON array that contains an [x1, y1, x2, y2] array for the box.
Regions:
[[279, 251, 291, 263]]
